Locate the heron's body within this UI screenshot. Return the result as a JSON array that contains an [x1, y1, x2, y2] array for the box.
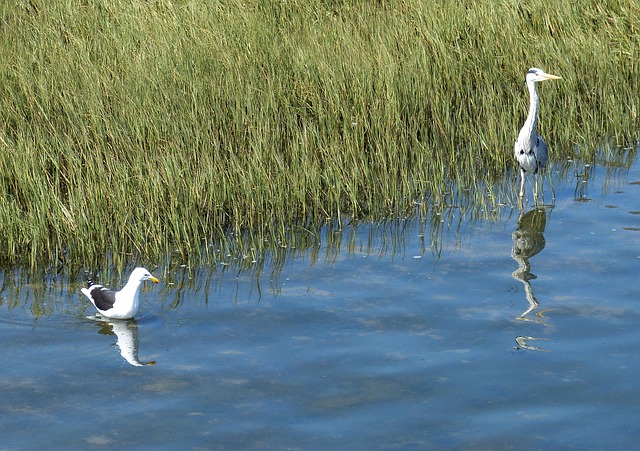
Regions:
[[81, 267, 159, 319], [514, 68, 560, 200]]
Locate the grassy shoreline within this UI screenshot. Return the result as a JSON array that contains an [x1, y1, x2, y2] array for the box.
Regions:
[[0, 0, 638, 267]]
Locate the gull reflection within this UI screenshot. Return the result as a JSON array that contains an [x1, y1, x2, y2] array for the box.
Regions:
[[511, 206, 551, 351], [89, 316, 156, 366]]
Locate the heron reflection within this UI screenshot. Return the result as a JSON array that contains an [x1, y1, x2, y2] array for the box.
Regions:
[[90, 316, 156, 366], [511, 206, 551, 351]]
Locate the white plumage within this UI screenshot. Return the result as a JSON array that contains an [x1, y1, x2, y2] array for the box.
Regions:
[[81, 267, 159, 319], [514, 67, 561, 200]]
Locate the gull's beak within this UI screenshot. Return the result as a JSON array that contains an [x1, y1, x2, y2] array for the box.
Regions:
[[149, 276, 160, 284], [543, 73, 561, 80]]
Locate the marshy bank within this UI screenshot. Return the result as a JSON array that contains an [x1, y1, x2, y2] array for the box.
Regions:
[[0, 0, 638, 269]]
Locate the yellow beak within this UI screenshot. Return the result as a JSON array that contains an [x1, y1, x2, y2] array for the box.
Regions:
[[543, 73, 561, 80], [149, 276, 160, 284]]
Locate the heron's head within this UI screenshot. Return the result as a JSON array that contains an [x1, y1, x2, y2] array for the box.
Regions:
[[526, 68, 561, 83]]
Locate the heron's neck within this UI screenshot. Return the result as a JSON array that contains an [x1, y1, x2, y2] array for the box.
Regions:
[[521, 80, 539, 141]]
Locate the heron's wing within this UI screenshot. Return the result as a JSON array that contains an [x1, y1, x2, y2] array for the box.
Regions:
[[535, 136, 548, 169]]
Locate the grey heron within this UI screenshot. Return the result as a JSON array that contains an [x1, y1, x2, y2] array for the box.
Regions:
[[514, 67, 561, 200]]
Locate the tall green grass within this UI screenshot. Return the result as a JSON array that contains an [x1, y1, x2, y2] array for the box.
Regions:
[[0, 0, 638, 268]]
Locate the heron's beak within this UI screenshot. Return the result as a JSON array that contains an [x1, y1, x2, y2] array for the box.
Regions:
[[149, 276, 160, 284], [543, 73, 561, 80]]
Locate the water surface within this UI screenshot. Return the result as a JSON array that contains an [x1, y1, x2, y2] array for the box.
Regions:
[[1, 153, 639, 449]]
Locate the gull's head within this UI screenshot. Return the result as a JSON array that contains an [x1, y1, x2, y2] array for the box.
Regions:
[[130, 267, 160, 284], [526, 67, 561, 83]]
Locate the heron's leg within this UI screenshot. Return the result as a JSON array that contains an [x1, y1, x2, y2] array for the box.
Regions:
[[519, 168, 526, 199], [534, 172, 544, 204]]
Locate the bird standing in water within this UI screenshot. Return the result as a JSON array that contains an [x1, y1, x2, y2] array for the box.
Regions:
[[81, 267, 159, 319], [514, 68, 561, 201]]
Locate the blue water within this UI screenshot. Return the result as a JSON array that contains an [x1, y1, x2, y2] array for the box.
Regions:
[[1, 154, 639, 449]]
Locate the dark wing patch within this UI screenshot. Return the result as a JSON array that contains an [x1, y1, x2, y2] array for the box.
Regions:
[[87, 285, 117, 311]]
